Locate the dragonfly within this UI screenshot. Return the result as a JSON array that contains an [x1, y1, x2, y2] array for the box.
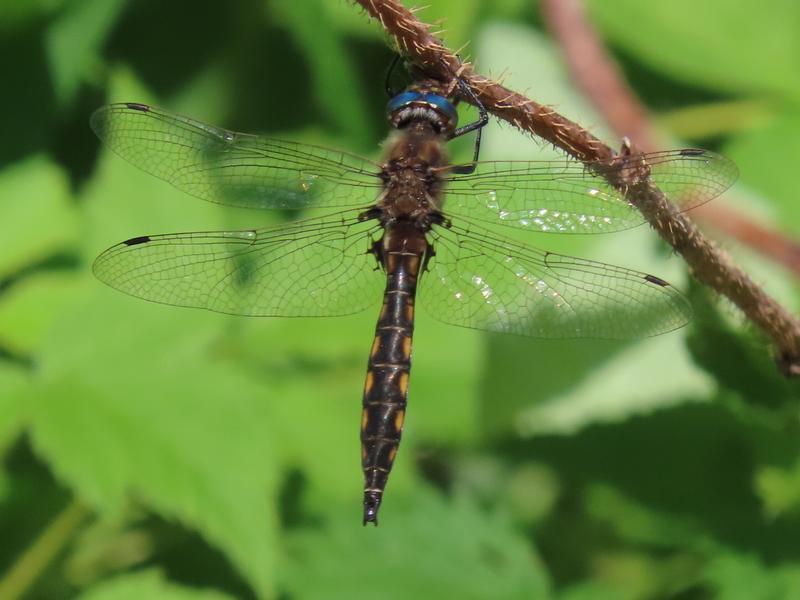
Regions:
[[90, 78, 736, 526]]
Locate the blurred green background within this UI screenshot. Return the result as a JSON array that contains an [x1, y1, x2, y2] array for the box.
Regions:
[[1, 0, 800, 598]]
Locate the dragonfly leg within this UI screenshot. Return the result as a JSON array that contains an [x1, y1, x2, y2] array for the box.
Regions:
[[384, 54, 404, 98], [368, 237, 384, 271], [449, 77, 489, 175]]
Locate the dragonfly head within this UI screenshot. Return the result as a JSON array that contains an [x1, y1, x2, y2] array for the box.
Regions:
[[387, 85, 458, 135]]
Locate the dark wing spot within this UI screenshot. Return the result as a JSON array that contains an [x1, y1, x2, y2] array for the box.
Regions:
[[644, 273, 669, 287], [679, 148, 706, 157], [123, 235, 152, 246], [125, 102, 150, 112]]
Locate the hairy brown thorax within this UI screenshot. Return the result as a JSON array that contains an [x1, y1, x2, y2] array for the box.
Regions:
[[378, 120, 448, 223]]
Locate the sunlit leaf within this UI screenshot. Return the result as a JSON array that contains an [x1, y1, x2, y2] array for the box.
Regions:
[[704, 552, 800, 599], [283, 488, 551, 599], [45, 0, 126, 105], [0, 362, 28, 450], [29, 289, 280, 597], [756, 460, 800, 519], [725, 113, 800, 232], [0, 272, 81, 355], [588, 0, 800, 96], [77, 569, 236, 600], [0, 156, 75, 279]]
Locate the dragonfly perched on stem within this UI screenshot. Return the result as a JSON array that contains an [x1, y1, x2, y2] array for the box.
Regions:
[[90, 75, 736, 525]]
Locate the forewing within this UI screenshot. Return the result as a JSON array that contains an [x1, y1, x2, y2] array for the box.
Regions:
[[90, 103, 383, 210], [442, 149, 737, 234], [420, 221, 692, 339], [93, 210, 385, 317]]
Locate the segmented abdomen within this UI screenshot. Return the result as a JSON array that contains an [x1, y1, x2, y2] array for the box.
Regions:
[[361, 222, 427, 525]]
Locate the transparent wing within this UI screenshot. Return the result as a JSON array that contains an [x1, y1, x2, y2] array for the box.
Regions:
[[90, 103, 383, 210], [420, 220, 692, 339], [441, 149, 737, 234], [93, 209, 386, 316]]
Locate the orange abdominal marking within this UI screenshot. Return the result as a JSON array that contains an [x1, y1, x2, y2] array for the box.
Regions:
[[397, 371, 409, 395], [364, 370, 374, 394], [402, 335, 412, 358], [405, 303, 414, 322], [361, 408, 369, 430], [394, 409, 405, 432]]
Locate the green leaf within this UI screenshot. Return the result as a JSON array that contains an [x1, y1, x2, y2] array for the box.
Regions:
[[513, 332, 712, 437], [0, 362, 28, 450], [271, 0, 371, 141], [0, 0, 65, 31], [725, 112, 800, 232], [406, 314, 484, 443], [527, 400, 796, 549], [29, 289, 281, 597], [0, 272, 82, 356], [704, 552, 800, 599], [0, 156, 75, 279], [756, 460, 800, 519], [686, 285, 800, 409], [283, 488, 551, 599], [588, 0, 800, 97], [557, 582, 637, 600], [45, 0, 126, 105], [584, 484, 705, 547], [78, 569, 236, 600]]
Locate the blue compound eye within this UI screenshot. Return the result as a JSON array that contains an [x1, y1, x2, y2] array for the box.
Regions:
[[386, 91, 459, 132], [386, 91, 424, 116]]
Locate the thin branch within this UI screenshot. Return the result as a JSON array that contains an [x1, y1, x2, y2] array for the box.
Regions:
[[541, 0, 658, 149], [694, 203, 800, 275], [541, 0, 800, 278], [353, 0, 800, 376], [0, 499, 90, 599]]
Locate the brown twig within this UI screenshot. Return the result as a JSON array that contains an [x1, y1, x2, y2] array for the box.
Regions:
[[541, 0, 800, 279], [541, 0, 658, 150], [694, 203, 800, 274], [353, 0, 800, 376]]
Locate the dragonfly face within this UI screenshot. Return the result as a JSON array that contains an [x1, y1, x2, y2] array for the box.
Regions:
[[90, 82, 737, 526]]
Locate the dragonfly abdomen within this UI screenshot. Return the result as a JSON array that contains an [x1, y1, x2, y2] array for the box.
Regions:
[[361, 222, 428, 525]]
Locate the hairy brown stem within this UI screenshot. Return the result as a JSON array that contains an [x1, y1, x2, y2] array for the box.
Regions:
[[353, 0, 800, 376]]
